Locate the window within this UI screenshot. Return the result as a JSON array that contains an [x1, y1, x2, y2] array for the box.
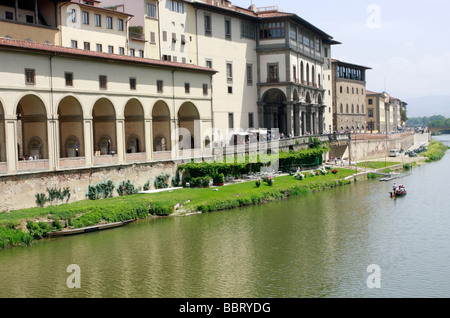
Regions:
[[108, 46, 114, 54], [226, 63, 233, 82], [357, 105, 360, 113], [96, 44, 102, 52], [293, 65, 297, 82], [162, 31, 167, 42], [246, 64, 253, 85], [157, 80, 163, 93], [203, 84, 208, 95], [368, 98, 373, 105], [82, 11, 89, 25], [130, 48, 135, 56], [228, 113, 234, 129], [25, 69, 35, 85], [225, 18, 231, 40], [84, 42, 90, 50], [5, 11, 13, 20], [169, 0, 184, 13], [65, 72, 73, 86], [172, 32, 177, 43], [340, 86, 343, 94], [362, 105, 365, 113], [324, 47, 328, 57], [146, 3, 157, 17], [206, 59, 212, 69], [241, 20, 255, 39], [71, 40, 78, 49], [181, 34, 186, 45], [368, 109, 374, 117], [259, 22, 285, 39], [139, 50, 144, 58], [228, 86, 233, 94], [106, 16, 113, 29], [99, 75, 107, 89], [70, 9, 76, 23], [130, 78, 136, 90], [248, 113, 254, 128], [290, 27, 296, 40], [346, 104, 349, 113], [26, 15, 34, 23], [119, 47, 125, 55], [118, 19, 124, 31], [184, 83, 190, 94], [268, 64, 279, 83], [340, 104, 343, 113], [182, 57, 186, 64], [352, 104, 354, 113], [204, 14, 211, 36], [150, 32, 156, 43], [95, 14, 101, 27]]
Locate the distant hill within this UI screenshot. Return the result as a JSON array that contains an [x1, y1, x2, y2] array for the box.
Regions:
[[405, 95, 450, 117]]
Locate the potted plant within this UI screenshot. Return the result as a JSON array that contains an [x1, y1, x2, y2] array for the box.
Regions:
[[212, 173, 225, 186]]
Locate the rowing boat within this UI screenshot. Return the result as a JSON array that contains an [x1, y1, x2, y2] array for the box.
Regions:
[[49, 219, 135, 237]]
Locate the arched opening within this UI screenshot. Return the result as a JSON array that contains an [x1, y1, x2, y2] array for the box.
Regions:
[[16, 94, 48, 160], [312, 65, 315, 86], [124, 99, 145, 154], [93, 98, 116, 156], [306, 63, 310, 85], [300, 61, 304, 84], [152, 101, 171, 152], [262, 88, 287, 134], [178, 102, 200, 150], [0, 102, 5, 163], [58, 96, 84, 158]]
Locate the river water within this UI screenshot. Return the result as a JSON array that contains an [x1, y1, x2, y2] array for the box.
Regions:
[[0, 135, 449, 298]]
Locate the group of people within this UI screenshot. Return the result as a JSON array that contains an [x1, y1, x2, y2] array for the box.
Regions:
[[392, 183, 406, 193]]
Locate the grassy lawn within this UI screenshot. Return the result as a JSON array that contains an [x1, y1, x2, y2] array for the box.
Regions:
[[422, 140, 449, 162], [0, 168, 355, 248], [356, 161, 400, 169]]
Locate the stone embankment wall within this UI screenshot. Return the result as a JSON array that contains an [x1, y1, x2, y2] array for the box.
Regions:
[[348, 131, 415, 161], [0, 161, 177, 212]]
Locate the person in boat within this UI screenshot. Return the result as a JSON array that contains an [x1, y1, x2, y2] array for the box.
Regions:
[[393, 183, 397, 192]]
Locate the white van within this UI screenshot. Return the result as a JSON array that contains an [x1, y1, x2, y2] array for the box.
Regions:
[[389, 149, 400, 157]]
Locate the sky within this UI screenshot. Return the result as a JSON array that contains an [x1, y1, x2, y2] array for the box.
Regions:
[[231, 0, 450, 116]]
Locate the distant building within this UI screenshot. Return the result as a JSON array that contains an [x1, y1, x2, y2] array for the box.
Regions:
[[331, 59, 371, 133]]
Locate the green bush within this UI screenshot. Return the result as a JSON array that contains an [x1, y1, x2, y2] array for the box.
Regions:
[[154, 173, 171, 189], [117, 180, 139, 196]]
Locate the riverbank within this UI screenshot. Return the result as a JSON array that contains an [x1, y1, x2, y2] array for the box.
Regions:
[[0, 168, 357, 249]]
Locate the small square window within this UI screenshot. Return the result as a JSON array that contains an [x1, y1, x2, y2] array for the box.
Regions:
[[130, 77, 136, 90], [99, 75, 107, 89], [65, 72, 73, 86], [5, 11, 13, 20], [25, 69, 35, 85]]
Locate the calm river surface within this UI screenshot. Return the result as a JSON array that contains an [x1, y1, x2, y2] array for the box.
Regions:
[[1, 135, 449, 298]]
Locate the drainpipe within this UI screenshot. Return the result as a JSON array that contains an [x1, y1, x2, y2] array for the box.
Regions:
[[49, 53, 58, 170]]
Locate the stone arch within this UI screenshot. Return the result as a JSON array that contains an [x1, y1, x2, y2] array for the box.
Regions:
[[178, 102, 200, 150], [262, 88, 287, 133], [124, 98, 145, 153], [16, 94, 48, 160], [92, 98, 116, 155], [305, 91, 312, 104], [293, 89, 299, 102], [58, 96, 84, 158], [152, 100, 171, 152]]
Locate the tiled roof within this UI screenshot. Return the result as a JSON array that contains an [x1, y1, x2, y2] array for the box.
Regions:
[[0, 37, 216, 73], [366, 90, 381, 95]]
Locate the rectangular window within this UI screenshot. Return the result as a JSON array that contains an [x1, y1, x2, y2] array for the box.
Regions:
[[203, 83, 208, 95], [228, 113, 234, 129], [226, 62, 233, 82], [185, 83, 190, 94], [108, 46, 114, 54], [181, 34, 186, 45], [227, 86, 233, 94], [25, 69, 35, 85], [206, 59, 212, 69], [65, 72, 73, 87], [172, 32, 177, 43], [5, 11, 13, 20], [119, 47, 125, 55], [130, 77, 136, 90], [169, 0, 184, 13], [146, 3, 157, 17], [139, 50, 144, 58], [225, 18, 231, 40], [99, 75, 107, 89], [96, 44, 102, 52], [118, 19, 124, 31], [368, 109, 374, 117], [26, 15, 34, 23], [157, 80, 163, 93], [173, 56, 177, 63], [246, 64, 253, 85], [259, 21, 285, 39], [70, 9, 76, 23], [106, 16, 113, 29], [82, 11, 89, 25], [95, 14, 101, 27], [182, 57, 186, 64], [130, 48, 135, 56], [84, 42, 90, 50], [268, 64, 279, 83], [71, 40, 78, 49], [324, 47, 328, 58], [163, 31, 167, 42], [368, 98, 373, 105], [204, 14, 211, 36], [241, 20, 256, 39], [248, 113, 254, 128], [150, 32, 156, 43]]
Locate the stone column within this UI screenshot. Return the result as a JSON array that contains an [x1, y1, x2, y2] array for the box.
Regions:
[[5, 117, 17, 173], [145, 117, 153, 161], [83, 118, 93, 167], [116, 118, 125, 163], [286, 103, 294, 137], [47, 118, 59, 170]]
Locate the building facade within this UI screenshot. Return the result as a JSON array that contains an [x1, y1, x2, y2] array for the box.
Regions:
[[331, 59, 371, 133]]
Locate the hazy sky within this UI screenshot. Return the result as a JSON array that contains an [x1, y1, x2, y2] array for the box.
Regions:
[[231, 0, 450, 102]]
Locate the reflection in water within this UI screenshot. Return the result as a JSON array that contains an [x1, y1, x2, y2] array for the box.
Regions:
[[1, 136, 449, 298]]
